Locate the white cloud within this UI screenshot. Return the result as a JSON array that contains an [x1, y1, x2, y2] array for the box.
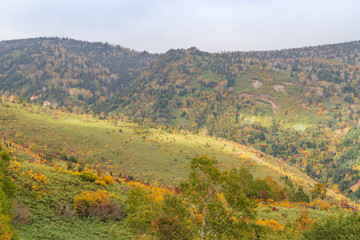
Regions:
[[0, 0, 360, 52]]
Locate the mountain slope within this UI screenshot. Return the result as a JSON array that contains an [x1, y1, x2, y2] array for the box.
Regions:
[[2, 38, 360, 200], [0, 37, 157, 110]]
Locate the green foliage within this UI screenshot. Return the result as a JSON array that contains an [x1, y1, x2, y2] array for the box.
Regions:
[[0, 144, 16, 240], [179, 155, 257, 239], [78, 171, 100, 182], [152, 194, 191, 240], [302, 212, 360, 240], [310, 183, 327, 210], [9, 159, 131, 240], [284, 178, 310, 203]]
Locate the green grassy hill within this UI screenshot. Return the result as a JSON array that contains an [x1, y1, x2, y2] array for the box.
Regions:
[[0, 101, 352, 203]]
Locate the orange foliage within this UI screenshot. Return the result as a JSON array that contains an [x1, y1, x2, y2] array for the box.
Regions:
[[257, 219, 284, 231], [293, 210, 313, 232]]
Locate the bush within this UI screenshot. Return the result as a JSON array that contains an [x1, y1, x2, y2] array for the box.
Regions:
[[78, 171, 100, 182], [302, 212, 360, 239], [73, 190, 123, 221], [257, 219, 284, 231]]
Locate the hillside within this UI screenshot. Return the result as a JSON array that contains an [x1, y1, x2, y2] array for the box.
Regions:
[[1, 102, 358, 239], [2, 38, 360, 200], [0, 101, 317, 188], [2, 143, 354, 240], [0, 37, 157, 111]]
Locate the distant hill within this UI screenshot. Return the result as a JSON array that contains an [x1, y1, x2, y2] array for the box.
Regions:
[[0, 37, 158, 110]]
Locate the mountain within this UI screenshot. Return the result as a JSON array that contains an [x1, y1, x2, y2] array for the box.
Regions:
[[0, 37, 157, 111], [2, 38, 360, 199]]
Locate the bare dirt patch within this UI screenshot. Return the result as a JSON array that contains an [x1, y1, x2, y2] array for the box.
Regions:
[[251, 80, 262, 89], [273, 84, 285, 92]]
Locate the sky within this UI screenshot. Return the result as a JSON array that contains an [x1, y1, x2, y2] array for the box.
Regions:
[[0, 0, 360, 53]]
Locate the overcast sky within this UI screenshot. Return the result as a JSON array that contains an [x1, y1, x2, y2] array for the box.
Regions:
[[0, 0, 360, 53]]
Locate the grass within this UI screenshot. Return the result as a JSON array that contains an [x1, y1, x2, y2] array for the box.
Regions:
[[257, 205, 347, 226], [0, 102, 355, 239], [0, 102, 280, 185], [0, 102, 350, 202], [11, 159, 131, 240]]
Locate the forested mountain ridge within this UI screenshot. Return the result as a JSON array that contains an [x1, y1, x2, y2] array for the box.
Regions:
[[3, 38, 360, 200], [111, 40, 360, 122], [0, 37, 157, 110]]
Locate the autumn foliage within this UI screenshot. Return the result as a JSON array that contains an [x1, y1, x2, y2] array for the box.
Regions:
[[0, 144, 15, 240], [73, 190, 123, 221]]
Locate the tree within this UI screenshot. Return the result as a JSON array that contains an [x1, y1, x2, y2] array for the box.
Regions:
[[310, 183, 327, 210], [294, 187, 310, 203], [180, 155, 257, 240]]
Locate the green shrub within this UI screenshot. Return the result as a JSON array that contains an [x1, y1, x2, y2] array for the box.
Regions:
[[302, 212, 360, 239], [78, 171, 100, 182]]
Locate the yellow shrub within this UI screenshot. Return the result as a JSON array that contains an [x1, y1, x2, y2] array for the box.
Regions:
[[9, 161, 21, 173], [257, 219, 284, 231], [149, 187, 171, 203], [94, 180, 106, 186], [28, 170, 49, 185], [73, 190, 123, 220], [101, 175, 114, 185], [74, 190, 109, 213], [275, 200, 293, 208]]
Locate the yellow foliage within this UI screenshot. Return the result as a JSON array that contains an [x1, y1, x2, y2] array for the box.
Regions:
[[293, 210, 313, 232], [149, 187, 171, 203], [74, 190, 109, 211], [94, 180, 106, 186], [0, 214, 13, 240], [9, 160, 21, 173], [217, 193, 227, 206], [230, 216, 238, 223], [257, 219, 284, 231], [239, 154, 250, 161], [275, 200, 293, 208], [28, 170, 49, 185], [101, 175, 114, 185]]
